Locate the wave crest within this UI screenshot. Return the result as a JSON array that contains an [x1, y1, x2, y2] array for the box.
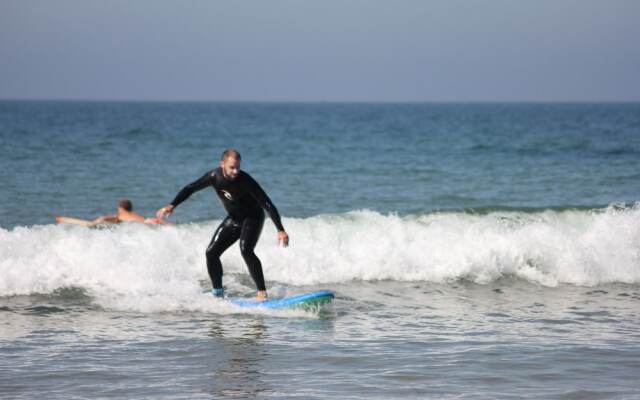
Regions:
[[1, 205, 639, 310]]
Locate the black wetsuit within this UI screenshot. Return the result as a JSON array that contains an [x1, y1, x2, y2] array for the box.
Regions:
[[170, 168, 284, 292]]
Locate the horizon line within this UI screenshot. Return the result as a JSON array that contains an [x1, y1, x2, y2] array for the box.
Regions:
[[1, 98, 639, 105]]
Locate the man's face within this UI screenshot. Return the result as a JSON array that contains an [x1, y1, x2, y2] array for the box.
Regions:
[[220, 156, 241, 180]]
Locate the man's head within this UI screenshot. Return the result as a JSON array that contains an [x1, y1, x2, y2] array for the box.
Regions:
[[118, 199, 133, 212], [220, 149, 241, 180]]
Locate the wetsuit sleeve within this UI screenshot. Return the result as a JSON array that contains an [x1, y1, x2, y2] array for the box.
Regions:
[[246, 174, 285, 232], [170, 171, 214, 209]]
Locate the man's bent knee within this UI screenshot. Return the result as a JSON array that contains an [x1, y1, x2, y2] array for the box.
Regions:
[[206, 247, 223, 260], [240, 248, 257, 260]]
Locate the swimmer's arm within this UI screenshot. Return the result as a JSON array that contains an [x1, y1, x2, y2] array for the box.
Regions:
[[92, 215, 119, 224]]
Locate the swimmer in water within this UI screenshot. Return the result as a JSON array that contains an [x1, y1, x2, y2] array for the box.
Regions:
[[156, 148, 289, 301], [56, 199, 168, 226]]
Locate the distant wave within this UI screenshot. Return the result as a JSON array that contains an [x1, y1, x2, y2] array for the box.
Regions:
[[415, 204, 613, 215], [1, 204, 639, 311]]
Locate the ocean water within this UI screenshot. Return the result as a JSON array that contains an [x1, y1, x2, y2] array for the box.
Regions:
[[1, 101, 640, 399]]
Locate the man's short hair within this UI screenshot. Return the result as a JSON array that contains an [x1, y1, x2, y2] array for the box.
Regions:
[[221, 148, 241, 161], [118, 199, 133, 211]]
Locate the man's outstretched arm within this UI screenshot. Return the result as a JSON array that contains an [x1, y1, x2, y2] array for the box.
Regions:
[[157, 171, 213, 219]]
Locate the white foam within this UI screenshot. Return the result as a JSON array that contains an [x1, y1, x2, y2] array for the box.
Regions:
[[261, 205, 640, 287], [1, 204, 639, 311]]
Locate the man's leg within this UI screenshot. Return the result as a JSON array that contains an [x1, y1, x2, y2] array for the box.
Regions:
[[206, 217, 241, 297], [239, 213, 266, 298]]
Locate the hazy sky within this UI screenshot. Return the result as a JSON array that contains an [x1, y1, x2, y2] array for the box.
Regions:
[[1, 0, 639, 102]]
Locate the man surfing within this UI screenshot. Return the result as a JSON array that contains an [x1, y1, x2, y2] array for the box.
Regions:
[[156, 149, 289, 301]]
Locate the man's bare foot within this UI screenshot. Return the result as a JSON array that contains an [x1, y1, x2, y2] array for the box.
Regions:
[[256, 290, 268, 301]]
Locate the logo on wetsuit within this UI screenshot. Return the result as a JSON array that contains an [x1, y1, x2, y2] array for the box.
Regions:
[[220, 190, 233, 201]]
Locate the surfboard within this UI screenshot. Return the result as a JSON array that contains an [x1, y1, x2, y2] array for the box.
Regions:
[[230, 290, 335, 310], [55, 216, 97, 227]]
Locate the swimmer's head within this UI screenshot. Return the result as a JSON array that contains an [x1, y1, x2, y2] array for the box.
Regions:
[[118, 199, 133, 211], [220, 148, 241, 180]]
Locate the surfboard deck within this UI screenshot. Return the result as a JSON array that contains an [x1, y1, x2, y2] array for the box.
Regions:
[[229, 290, 335, 310], [55, 216, 96, 227]]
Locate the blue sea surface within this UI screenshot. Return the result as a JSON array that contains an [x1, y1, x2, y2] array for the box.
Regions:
[[1, 101, 639, 227], [1, 101, 640, 399]]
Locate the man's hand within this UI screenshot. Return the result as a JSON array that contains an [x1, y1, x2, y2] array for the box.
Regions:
[[278, 230, 289, 247], [156, 205, 174, 220]]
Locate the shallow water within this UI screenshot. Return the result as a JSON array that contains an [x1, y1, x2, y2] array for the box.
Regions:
[[2, 281, 639, 399]]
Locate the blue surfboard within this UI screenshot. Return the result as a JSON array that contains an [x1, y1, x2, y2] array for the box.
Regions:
[[230, 290, 335, 310]]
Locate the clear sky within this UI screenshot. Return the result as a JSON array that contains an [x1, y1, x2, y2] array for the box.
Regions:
[[1, 0, 639, 102]]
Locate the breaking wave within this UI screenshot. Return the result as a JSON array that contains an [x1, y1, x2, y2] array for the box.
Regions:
[[1, 204, 640, 311]]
